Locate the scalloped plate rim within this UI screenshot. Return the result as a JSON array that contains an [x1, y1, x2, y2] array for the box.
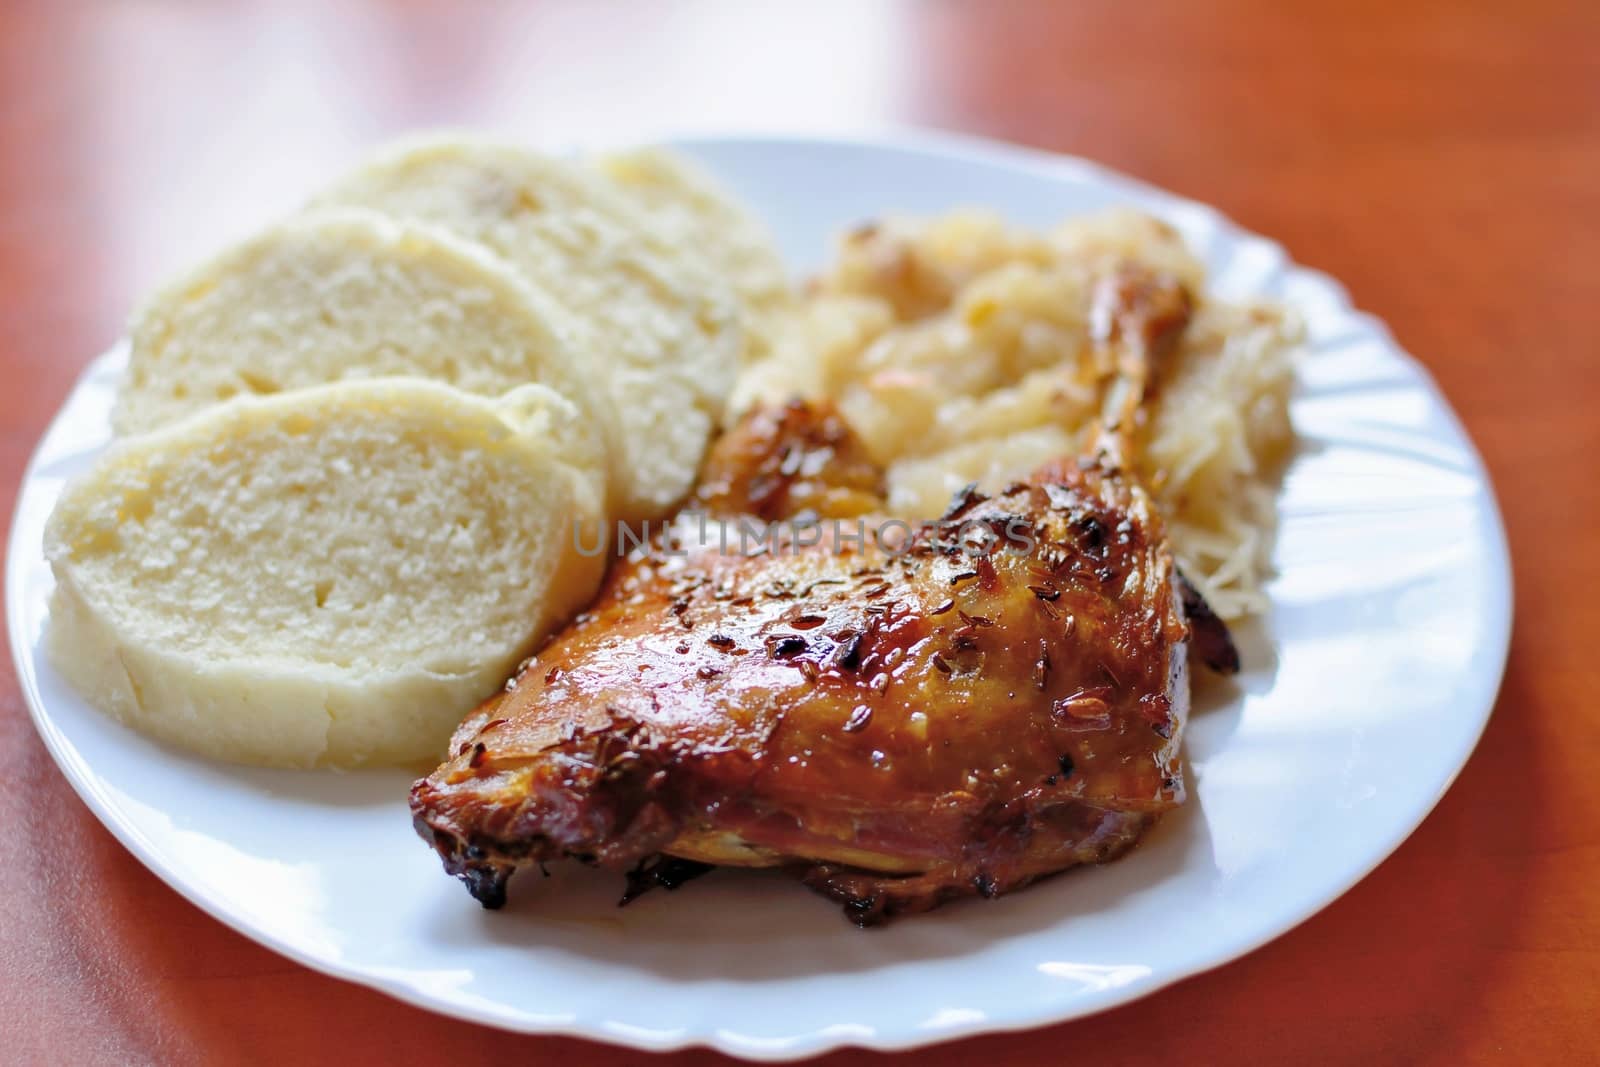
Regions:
[[5, 128, 1512, 1060]]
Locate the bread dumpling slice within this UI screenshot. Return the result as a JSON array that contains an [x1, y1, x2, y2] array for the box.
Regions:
[[314, 138, 742, 522], [113, 208, 614, 498], [45, 379, 608, 769], [592, 147, 793, 336]]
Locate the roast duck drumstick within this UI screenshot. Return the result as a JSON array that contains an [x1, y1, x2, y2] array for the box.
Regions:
[[410, 266, 1239, 925]]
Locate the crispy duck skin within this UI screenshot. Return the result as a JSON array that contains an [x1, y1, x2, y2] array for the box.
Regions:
[[411, 266, 1235, 925], [690, 397, 886, 522]]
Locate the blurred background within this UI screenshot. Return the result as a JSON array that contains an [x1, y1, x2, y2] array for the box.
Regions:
[[7, 1, 1592, 352], [2, 2, 1596, 1064]]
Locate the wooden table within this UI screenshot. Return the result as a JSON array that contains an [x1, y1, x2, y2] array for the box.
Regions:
[[3, 2, 1595, 1063]]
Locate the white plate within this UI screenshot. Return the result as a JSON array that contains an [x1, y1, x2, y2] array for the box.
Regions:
[[6, 131, 1511, 1060]]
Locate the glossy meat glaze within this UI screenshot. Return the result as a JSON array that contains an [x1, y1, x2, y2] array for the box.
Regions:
[[412, 268, 1236, 924]]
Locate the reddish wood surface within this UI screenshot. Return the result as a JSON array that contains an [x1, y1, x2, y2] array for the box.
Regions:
[[3, 2, 1596, 1063]]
